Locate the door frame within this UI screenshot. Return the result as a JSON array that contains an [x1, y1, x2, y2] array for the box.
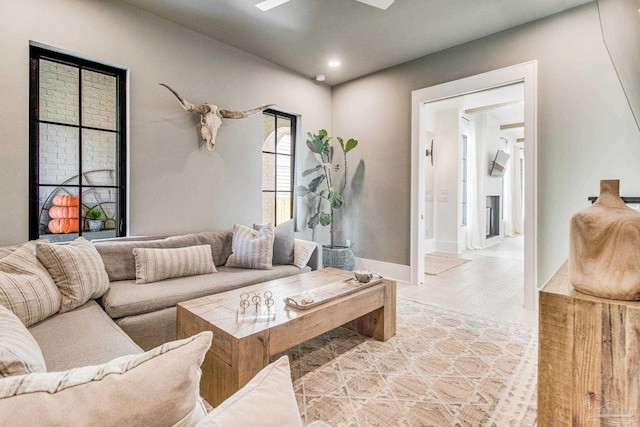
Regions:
[[410, 61, 538, 310]]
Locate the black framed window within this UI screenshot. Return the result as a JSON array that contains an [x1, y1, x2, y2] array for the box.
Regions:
[[261, 109, 296, 225], [29, 45, 127, 242]]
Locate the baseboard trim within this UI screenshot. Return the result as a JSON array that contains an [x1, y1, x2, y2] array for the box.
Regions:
[[435, 240, 460, 254], [354, 257, 411, 284]]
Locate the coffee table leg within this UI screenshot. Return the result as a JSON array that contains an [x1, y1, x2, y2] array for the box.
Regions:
[[350, 280, 396, 341], [207, 330, 270, 406]]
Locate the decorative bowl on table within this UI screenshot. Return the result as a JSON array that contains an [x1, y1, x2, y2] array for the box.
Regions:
[[354, 270, 373, 283]]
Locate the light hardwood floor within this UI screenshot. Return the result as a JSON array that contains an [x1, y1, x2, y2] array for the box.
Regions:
[[398, 235, 538, 329]]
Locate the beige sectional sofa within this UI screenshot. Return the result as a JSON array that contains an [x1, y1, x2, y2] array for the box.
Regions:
[[0, 224, 321, 426], [93, 230, 321, 350]]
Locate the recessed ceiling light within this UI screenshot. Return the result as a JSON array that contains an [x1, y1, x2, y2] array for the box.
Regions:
[[328, 60, 341, 68], [255, 0, 290, 12]]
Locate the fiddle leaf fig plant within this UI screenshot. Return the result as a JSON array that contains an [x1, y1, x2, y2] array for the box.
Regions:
[[297, 129, 358, 247]]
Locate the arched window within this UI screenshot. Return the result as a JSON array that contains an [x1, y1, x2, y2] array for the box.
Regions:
[[261, 109, 297, 225]]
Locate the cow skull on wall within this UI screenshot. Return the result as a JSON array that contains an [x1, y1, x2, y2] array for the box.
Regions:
[[160, 83, 275, 151]]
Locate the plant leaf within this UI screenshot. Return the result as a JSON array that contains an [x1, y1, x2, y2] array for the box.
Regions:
[[296, 186, 310, 197], [344, 138, 358, 153], [306, 137, 324, 154], [308, 175, 325, 193], [307, 213, 319, 229], [319, 211, 331, 226], [337, 136, 345, 152], [302, 165, 323, 177], [318, 129, 328, 137], [328, 189, 343, 209]]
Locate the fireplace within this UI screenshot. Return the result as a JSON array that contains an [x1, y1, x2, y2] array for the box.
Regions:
[[486, 196, 500, 238]]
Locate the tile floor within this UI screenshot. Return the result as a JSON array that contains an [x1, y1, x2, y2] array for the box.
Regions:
[[398, 235, 538, 329]]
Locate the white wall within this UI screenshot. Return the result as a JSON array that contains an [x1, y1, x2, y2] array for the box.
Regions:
[[331, 2, 640, 287], [433, 109, 460, 252], [0, 0, 331, 245]]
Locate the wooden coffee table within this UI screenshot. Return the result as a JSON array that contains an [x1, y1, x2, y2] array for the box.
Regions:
[[177, 268, 396, 406]]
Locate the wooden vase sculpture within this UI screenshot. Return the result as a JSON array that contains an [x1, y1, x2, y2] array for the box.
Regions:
[[569, 180, 640, 300]]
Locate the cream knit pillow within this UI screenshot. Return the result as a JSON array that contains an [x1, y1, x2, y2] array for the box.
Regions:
[[36, 238, 110, 313], [196, 356, 303, 427]]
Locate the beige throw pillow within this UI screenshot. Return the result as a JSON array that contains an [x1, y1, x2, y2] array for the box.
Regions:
[[253, 219, 295, 265], [196, 356, 303, 427], [293, 239, 318, 269], [0, 305, 47, 377], [0, 242, 61, 326], [0, 331, 212, 427], [225, 224, 275, 270], [36, 238, 110, 313], [133, 244, 217, 284]]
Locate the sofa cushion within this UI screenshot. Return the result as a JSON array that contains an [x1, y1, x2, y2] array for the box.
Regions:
[[225, 224, 275, 270], [0, 242, 61, 326], [0, 305, 46, 377], [29, 300, 141, 372], [94, 231, 232, 282], [133, 245, 217, 284], [0, 331, 211, 427], [116, 307, 177, 351], [36, 238, 110, 313], [102, 265, 309, 319], [197, 356, 303, 427], [254, 219, 295, 265]]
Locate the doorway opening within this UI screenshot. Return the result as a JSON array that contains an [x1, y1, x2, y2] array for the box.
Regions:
[[410, 62, 537, 310]]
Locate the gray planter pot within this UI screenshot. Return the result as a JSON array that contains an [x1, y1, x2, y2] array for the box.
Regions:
[[87, 220, 102, 232], [322, 246, 355, 271]]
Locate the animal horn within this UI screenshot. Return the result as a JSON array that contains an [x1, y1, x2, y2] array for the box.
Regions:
[[159, 83, 211, 115], [219, 104, 276, 119]]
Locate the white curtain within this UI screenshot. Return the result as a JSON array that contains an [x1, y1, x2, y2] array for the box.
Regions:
[[466, 121, 483, 249], [503, 141, 523, 236]]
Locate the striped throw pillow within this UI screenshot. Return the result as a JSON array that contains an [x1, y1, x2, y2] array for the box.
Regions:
[[0, 305, 46, 377], [0, 242, 61, 326], [133, 244, 217, 284], [225, 224, 275, 270], [36, 238, 110, 313], [0, 331, 212, 427]]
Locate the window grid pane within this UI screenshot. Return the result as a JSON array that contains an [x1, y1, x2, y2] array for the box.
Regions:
[[81, 70, 117, 131], [39, 60, 79, 126], [31, 46, 126, 241]]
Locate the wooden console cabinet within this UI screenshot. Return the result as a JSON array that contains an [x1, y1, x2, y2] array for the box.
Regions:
[[538, 262, 640, 426]]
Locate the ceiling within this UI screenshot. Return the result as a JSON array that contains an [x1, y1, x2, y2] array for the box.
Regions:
[[426, 82, 525, 143], [120, 0, 593, 86]]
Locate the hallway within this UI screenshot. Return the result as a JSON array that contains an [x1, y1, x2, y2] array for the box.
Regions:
[[398, 235, 537, 328]]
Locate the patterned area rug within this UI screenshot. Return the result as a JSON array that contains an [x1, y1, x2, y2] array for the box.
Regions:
[[424, 254, 470, 275], [273, 298, 537, 427]]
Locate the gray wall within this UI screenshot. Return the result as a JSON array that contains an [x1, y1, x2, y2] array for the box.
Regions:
[[0, 0, 331, 245], [331, 2, 640, 287]]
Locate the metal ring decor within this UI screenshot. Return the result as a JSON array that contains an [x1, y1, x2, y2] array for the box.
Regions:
[[252, 293, 262, 308], [264, 291, 274, 308], [240, 292, 250, 311]]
